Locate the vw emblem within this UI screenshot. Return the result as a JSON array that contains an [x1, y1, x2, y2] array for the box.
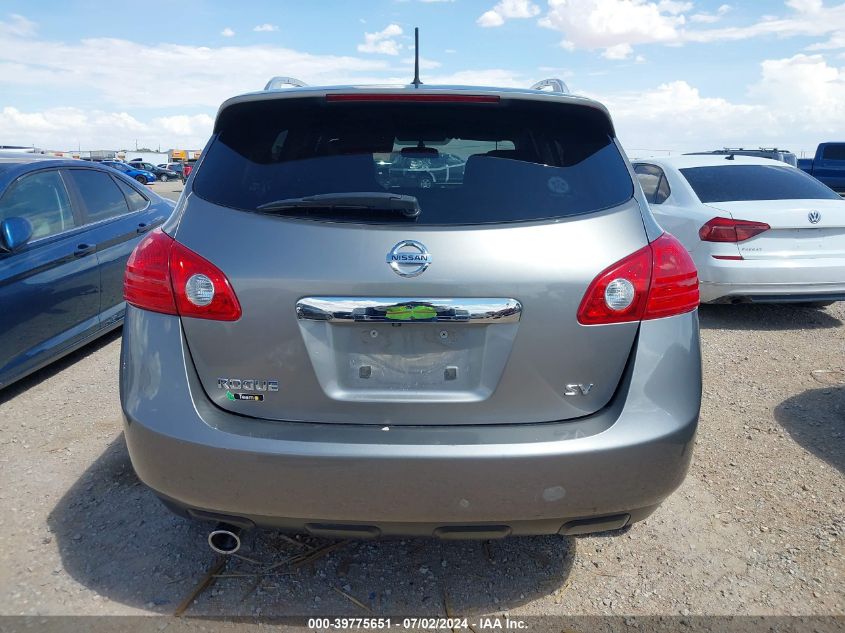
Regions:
[[386, 240, 431, 277], [808, 210, 821, 224]]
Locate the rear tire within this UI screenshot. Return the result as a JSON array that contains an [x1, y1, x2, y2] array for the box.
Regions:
[[159, 174, 169, 182], [135, 175, 146, 184]]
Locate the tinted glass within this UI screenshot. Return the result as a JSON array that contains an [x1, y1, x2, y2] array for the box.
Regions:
[[680, 165, 842, 203], [822, 144, 845, 161], [116, 179, 149, 212], [0, 170, 75, 239], [69, 169, 131, 222], [634, 164, 670, 204], [194, 98, 633, 225]]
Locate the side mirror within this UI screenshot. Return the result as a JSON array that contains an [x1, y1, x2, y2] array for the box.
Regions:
[[0, 216, 34, 252]]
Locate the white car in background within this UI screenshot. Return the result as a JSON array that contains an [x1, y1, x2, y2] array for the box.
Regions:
[[633, 155, 845, 305]]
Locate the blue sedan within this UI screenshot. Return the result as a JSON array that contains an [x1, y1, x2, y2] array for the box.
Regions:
[[0, 154, 175, 388], [101, 160, 156, 184]]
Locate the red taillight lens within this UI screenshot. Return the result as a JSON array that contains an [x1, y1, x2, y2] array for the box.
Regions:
[[645, 233, 700, 320], [169, 240, 241, 320], [326, 93, 500, 103], [577, 233, 699, 325], [124, 229, 177, 315], [124, 229, 241, 321], [577, 244, 652, 325], [698, 217, 770, 242]]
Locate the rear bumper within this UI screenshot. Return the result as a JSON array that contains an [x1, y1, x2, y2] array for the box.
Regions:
[[120, 308, 701, 536], [699, 256, 845, 303]]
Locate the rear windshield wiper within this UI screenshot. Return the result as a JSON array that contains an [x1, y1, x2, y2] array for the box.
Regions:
[[256, 192, 421, 219]]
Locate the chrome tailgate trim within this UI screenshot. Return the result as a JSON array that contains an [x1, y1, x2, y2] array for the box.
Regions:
[[296, 297, 523, 324]]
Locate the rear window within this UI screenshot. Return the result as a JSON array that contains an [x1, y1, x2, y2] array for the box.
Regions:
[[822, 144, 845, 161], [193, 97, 633, 225], [680, 165, 841, 203]]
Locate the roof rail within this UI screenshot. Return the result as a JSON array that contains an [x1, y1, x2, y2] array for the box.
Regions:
[[530, 78, 570, 94], [264, 76, 308, 90]]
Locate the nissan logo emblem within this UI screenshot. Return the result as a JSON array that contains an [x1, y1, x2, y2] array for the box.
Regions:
[[386, 240, 432, 277]]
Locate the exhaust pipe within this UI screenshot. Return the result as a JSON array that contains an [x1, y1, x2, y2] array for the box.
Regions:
[[208, 523, 242, 555]]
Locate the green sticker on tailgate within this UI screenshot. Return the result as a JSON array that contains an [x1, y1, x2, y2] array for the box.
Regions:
[[385, 304, 437, 321]]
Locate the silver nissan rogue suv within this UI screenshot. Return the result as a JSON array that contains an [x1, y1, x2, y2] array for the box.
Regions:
[[120, 80, 702, 543]]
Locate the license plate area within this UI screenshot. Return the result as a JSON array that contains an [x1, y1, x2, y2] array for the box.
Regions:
[[296, 297, 522, 403], [336, 323, 483, 394]]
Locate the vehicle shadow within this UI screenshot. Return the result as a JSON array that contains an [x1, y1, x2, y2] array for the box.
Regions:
[[0, 328, 122, 406], [774, 384, 845, 475], [48, 435, 575, 616], [698, 303, 842, 331]]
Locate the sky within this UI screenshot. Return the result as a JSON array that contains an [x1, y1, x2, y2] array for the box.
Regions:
[[1, 0, 844, 156]]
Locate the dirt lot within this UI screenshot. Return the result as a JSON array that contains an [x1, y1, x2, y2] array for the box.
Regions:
[[0, 184, 842, 618]]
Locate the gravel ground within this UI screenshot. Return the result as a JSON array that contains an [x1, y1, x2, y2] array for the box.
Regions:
[[0, 185, 842, 618]]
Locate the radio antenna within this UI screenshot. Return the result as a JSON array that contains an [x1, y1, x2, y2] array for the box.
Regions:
[[412, 27, 423, 87]]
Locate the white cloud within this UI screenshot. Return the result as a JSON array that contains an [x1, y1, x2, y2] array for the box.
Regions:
[[477, 10, 505, 27], [806, 31, 845, 50], [657, 1, 693, 15], [357, 24, 404, 55], [599, 54, 845, 154], [253, 23, 279, 32], [603, 43, 634, 59], [538, 0, 686, 54], [477, 0, 540, 27], [3, 12, 845, 155], [0, 107, 215, 150], [0, 13, 36, 37], [682, 1, 845, 44], [748, 53, 845, 131], [0, 30, 396, 110], [786, 0, 823, 13], [152, 114, 215, 139], [538, 0, 845, 59], [0, 107, 207, 150], [690, 4, 731, 24], [220, 27, 235, 37]]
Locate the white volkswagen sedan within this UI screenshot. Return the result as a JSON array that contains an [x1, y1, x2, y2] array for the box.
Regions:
[[633, 155, 845, 304]]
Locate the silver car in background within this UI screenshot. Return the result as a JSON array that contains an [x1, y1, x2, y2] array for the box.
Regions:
[[120, 81, 702, 545], [634, 155, 845, 304]]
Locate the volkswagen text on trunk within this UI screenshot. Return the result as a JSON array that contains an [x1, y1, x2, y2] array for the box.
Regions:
[[120, 79, 702, 541]]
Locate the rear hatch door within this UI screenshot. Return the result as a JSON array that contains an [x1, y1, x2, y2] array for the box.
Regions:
[[176, 92, 645, 425]]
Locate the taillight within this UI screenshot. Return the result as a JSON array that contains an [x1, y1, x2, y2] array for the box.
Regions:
[[699, 217, 770, 242], [124, 229, 177, 315], [577, 233, 699, 325], [124, 229, 241, 321], [645, 233, 700, 320]]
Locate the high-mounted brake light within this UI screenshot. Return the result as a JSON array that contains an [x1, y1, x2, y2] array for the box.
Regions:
[[124, 229, 241, 321], [699, 217, 770, 243], [326, 94, 500, 103], [577, 233, 699, 325]]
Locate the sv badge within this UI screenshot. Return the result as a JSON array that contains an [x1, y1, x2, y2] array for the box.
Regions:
[[564, 383, 594, 396]]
